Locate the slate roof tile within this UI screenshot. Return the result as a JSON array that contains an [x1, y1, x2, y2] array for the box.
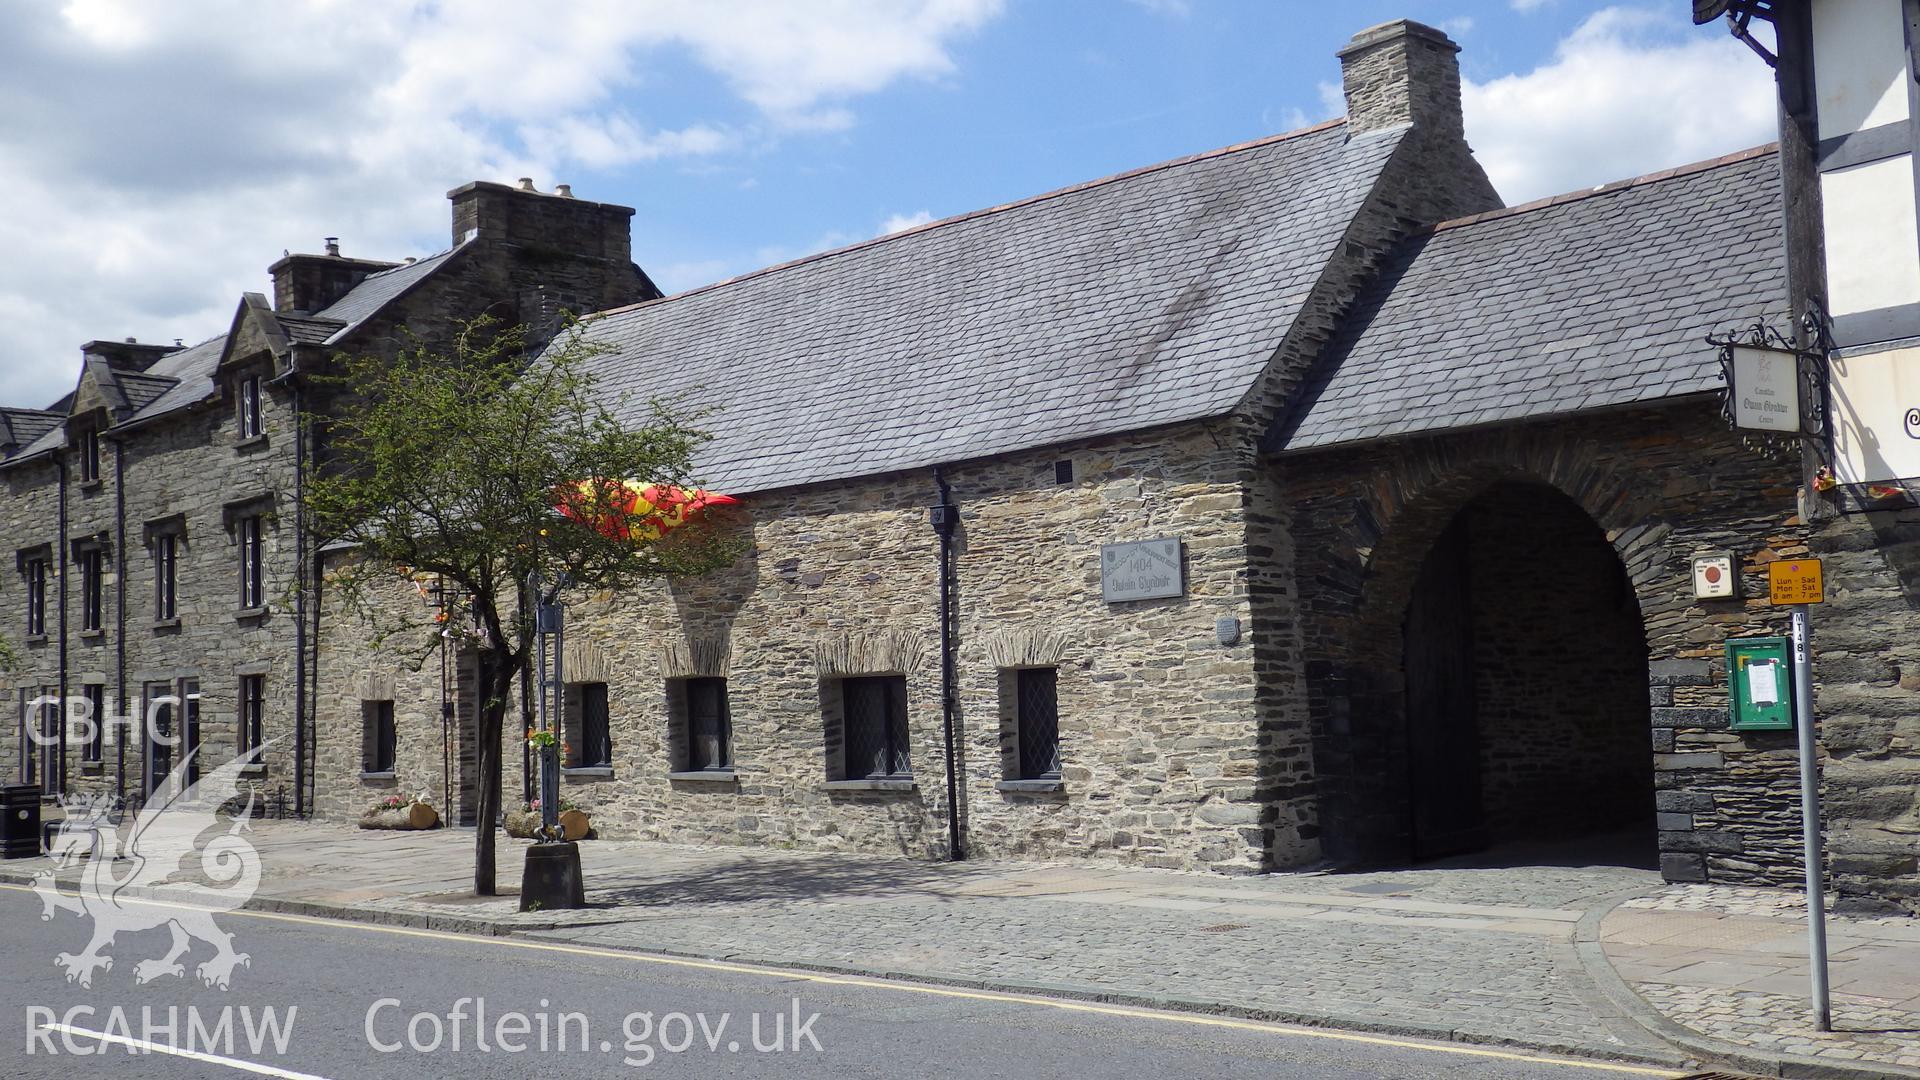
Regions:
[[1274, 148, 1784, 452], [573, 121, 1405, 494]]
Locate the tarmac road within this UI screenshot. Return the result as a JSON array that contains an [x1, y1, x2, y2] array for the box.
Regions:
[[0, 885, 1682, 1079]]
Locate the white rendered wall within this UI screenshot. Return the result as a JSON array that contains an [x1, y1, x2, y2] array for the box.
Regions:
[[1821, 154, 1920, 317], [1831, 344, 1920, 483], [1813, 0, 1910, 139]]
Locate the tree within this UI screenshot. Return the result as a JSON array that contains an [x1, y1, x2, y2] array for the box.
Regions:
[[305, 317, 741, 895]]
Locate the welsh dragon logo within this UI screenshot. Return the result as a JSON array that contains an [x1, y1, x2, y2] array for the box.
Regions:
[[31, 746, 266, 990]]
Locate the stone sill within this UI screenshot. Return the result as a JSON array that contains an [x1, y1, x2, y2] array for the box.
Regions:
[[562, 766, 614, 781], [152, 617, 181, 631], [238, 763, 268, 779], [234, 606, 269, 622], [360, 771, 397, 783], [80, 761, 104, 776], [24, 634, 47, 647], [997, 779, 1066, 794], [78, 479, 104, 493], [668, 769, 738, 784], [79, 629, 105, 642], [235, 434, 270, 451], [820, 779, 916, 793]]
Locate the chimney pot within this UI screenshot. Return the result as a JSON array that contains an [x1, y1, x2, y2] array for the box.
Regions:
[[324, 237, 341, 256], [404, 256, 417, 264], [555, 184, 573, 198], [517, 177, 536, 191], [123, 336, 137, 343]]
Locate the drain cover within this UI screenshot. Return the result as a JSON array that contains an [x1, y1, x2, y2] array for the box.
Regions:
[[1674, 1073, 1770, 1079], [1196, 923, 1250, 933]]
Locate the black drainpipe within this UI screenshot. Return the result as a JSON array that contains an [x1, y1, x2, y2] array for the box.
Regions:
[[930, 467, 963, 862], [293, 380, 308, 817], [56, 457, 70, 798], [112, 439, 126, 801]]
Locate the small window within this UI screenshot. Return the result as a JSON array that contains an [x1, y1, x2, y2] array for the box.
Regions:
[[154, 532, 178, 620], [839, 675, 911, 780], [23, 557, 47, 636], [362, 700, 396, 773], [1054, 459, 1074, 485], [79, 547, 104, 631], [1013, 667, 1062, 780], [77, 427, 101, 483], [238, 673, 265, 753], [238, 516, 264, 608], [238, 375, 263, 440], [683, 677, 732, 771], [81, 684, 105, 763], [564, 682, 612, 768]]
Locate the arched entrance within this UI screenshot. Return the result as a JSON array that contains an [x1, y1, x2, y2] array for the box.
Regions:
[[1399, 481, 1655, 865]]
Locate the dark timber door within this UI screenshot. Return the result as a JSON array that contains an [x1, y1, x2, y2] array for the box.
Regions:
[[1403, 515, 1485, 860]]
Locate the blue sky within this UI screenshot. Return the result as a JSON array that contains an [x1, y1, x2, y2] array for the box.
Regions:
[[0, 1, 1776, 407]]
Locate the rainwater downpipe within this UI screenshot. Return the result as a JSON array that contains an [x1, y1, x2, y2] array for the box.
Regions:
[[56, 457, 71, 798], [111, 439, 126, 802], [292, 379, 308, 816], [930, 467, 963, 862]]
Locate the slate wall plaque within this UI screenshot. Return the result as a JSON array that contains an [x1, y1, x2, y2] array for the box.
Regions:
[[1101, 537, 1184, 603]]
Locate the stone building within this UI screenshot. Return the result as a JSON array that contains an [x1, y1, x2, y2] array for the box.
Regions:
[[315, 19, 1920, 912], [16, 15, 1920, 914], [3, 180, 653, 810]]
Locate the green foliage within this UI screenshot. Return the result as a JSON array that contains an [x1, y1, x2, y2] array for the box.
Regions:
[[304, 316, 744, 665], [0, 631, 18, 675]]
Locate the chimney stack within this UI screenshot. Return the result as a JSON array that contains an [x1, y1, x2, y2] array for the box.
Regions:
[[1337, 20, 1468, 139]]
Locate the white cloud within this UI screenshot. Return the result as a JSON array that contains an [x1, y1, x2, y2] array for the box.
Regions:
[[1126, 0, 1191, 15], [1462, 6, 1777, 204], [1440, 16, 1475, 37], [1510, 0, 1553, 11], [0, 0, 1003, 408], [879, 210, 936, 235]]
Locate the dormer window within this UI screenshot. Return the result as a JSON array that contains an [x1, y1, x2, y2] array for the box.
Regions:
[[238, 375, 264, 440], [76, 427, 100, 484]]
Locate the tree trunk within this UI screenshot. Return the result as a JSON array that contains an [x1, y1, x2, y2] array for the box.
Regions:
[[473, 649, 511, 896]]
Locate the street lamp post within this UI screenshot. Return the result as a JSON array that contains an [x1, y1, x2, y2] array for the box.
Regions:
[[521, 570, 585, 911]]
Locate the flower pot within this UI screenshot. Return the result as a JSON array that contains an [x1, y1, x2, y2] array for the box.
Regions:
[[558, 808, 591, 841]]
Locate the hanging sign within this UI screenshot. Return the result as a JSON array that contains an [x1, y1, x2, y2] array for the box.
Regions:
[[1729, 345, 1802, 433], [1767, 558, 1825, 605]]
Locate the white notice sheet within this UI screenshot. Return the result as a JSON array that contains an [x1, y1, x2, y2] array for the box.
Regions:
[[1749, 660, 1780, 706]]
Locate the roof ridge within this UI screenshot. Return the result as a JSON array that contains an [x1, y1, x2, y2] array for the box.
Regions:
[[1429, 142, 1778, 234], [590, 116, 1355, 323]]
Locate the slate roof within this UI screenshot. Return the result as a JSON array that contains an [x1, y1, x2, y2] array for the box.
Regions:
[[314, 245, 464, 342], [3, 243, 459, 466], [0, 408, 60, 455], [576, 119, 1406, 494], [1273, 146, 1786, 453]]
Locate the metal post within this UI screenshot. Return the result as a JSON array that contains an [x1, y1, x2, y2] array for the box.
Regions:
[[542, 600, 563, 837], [1790, 604, 1831, 1032]]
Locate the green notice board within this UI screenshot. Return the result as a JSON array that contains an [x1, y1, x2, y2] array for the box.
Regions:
[[1727, 636, 1793, 731]]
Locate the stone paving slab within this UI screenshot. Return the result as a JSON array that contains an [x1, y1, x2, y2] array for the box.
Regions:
[[1603, 884, 1920, 1075]]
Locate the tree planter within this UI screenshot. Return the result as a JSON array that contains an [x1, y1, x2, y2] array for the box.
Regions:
[[359, 804, 439, 830]]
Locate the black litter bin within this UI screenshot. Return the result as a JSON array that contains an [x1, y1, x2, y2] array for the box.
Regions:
[[2, 784, 42, 858]]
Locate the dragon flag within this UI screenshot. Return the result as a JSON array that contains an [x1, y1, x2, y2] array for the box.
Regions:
[[554, 479, 739, 543]]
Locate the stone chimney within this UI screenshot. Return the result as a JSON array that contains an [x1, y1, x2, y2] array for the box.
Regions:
[[268, 242, 399, 315], [79, 337, 179, 373], [1338, 19, 1469, 139], [446, 180, 634, 263], [1336, 18, 1501, 220]]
